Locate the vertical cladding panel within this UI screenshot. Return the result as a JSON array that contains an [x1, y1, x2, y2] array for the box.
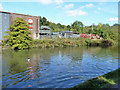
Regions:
[[36, 18, 38, 34], [32, 17, 37, 39], [32, 17, 35, 39], [1, 13, 10, 40], [37, 17, 40, 39], [0, 12, 2, 40], [35, 17, 40, 39]]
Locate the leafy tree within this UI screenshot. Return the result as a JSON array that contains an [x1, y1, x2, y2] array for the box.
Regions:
[[71, 21, 83, 33], [93, 23, 103, 36], [57, 23, 62, 29], [67, 25, 71, 30], [40, 17, 49, 26], [4, 17, 32, 49], [49, 22, 58, 31]]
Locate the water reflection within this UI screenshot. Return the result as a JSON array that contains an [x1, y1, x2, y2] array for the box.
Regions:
[[2, 46, 118, 88]]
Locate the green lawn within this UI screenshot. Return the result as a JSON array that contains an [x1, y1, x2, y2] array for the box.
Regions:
[[68, 68, 120, 89]]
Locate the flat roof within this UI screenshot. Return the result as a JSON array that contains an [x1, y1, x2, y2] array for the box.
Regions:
[[0, 11, 40, 18], [40, 26, 51, 30]]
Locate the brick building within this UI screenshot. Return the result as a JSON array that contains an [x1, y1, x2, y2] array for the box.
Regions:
[[0, 11, 40, 40]]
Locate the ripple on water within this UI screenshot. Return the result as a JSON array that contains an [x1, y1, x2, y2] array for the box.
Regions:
[[2, 47, 118, 88]]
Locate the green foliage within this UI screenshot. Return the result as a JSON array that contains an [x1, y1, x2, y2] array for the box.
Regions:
[[86, 23, 118, 41], [40, 17, 50, 26], [39, 16, 71, 32], [71, 20, 84, 33], [4, 17, 32, 49], [31, 38, 113, 48]]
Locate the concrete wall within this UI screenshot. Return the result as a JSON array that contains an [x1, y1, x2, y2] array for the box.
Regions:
[[0, 12, 2, 40], [0, 12, 10, 40]]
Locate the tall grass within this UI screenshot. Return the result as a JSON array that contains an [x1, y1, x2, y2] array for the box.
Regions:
[[2, 37, 117, 49], [31, 38, 116, 48]]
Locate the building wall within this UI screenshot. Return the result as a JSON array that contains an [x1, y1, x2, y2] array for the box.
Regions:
[[0, 12, 2, 40], [0, 12, 10, 40], [0, 11, 40, 40], [10, 13, 40, 39]]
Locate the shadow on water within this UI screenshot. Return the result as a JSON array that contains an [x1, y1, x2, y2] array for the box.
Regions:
[[2, 46, 118, 88]]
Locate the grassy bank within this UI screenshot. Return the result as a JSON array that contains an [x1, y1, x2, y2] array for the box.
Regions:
[[68, 68, 120, 89], [31, 38, 116, 48], [2, 38, 117, 49]]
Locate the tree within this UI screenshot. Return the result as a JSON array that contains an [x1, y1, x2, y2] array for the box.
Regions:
[[49, 22, 57, 31], [57, 23, 62, 29], [67, 25, 71, 30], [4, 17, 32, 49], [71, 21, 83, 33], [40, 17, 49, 26], [95, 23, 103, 36]]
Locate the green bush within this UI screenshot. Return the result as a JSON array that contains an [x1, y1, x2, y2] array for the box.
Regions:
[[4, 17, 32, 50]]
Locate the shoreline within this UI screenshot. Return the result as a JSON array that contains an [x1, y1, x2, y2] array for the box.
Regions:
[[68, 68, 120, 89]]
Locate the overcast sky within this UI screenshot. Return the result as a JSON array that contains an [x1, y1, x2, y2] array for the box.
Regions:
[[0, 1, 118, 26]]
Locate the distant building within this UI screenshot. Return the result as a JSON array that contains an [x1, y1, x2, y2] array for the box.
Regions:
[[40, 26, 51, 30], [39, 26, 51, 38], [0, 11, 40, 40], [52, 32, 59, 38], [61, 31, 73, 38]]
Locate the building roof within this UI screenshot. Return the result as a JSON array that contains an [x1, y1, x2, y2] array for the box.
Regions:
[[61, 31, 73, 33], [0, 11, 40, 18], [40, 30, 51, 34], [52, 32, 59, 35], [40, 26, 51, 30]]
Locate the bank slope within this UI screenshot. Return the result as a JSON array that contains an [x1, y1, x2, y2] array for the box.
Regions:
[[68, 68, 120, 89]]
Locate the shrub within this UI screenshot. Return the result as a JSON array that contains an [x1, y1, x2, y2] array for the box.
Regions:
[[4, 17, 32, 49]]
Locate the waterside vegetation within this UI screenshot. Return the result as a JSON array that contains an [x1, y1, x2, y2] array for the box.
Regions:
[[31, 38, 116, 48], [2, 37, 117, 49]]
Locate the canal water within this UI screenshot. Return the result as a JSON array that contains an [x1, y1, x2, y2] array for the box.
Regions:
[[2, 46, 118, 88]]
